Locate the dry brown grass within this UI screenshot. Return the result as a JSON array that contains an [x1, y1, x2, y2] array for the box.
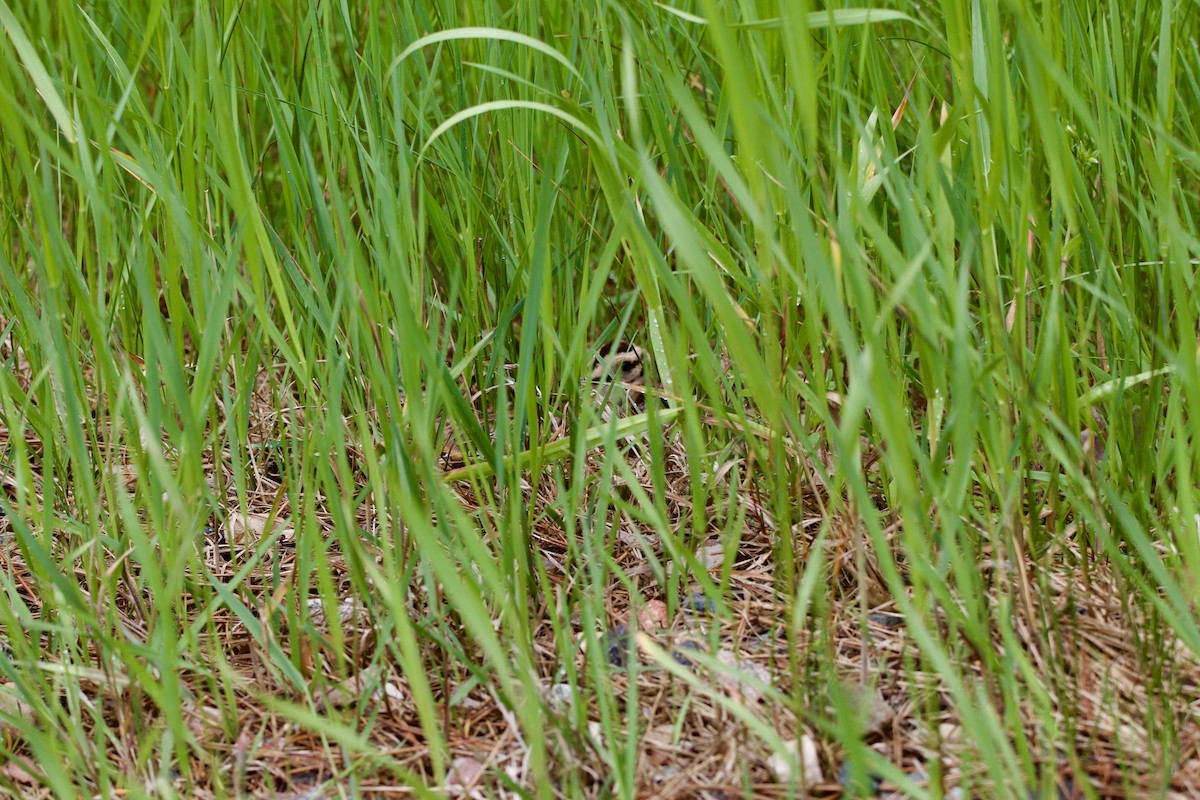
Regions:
[[1, 356, 1198, 799]]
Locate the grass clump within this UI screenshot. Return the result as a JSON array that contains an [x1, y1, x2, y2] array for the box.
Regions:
[[0, 1, 1198, 798]]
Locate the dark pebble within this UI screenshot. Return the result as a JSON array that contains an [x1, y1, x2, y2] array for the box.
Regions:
[[601, 624, 629, 667], [684, 593, 717, 614], [671, 640, 703, 668], [204, 524, 228, 547], [837, 763, 882, 797]]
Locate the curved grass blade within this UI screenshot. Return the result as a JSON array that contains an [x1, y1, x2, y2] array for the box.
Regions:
[[0, 0, 76, 142], [387, 27, 582, 82], [418, 99, 599, 158], [654, 4, 918, 31]]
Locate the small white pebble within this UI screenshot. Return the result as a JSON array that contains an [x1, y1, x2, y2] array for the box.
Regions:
[[543, 683, 575, 711], [767, 735, 823, 787]]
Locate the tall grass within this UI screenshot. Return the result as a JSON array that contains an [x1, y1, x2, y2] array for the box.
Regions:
[[0, 0, 1197, 797]]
